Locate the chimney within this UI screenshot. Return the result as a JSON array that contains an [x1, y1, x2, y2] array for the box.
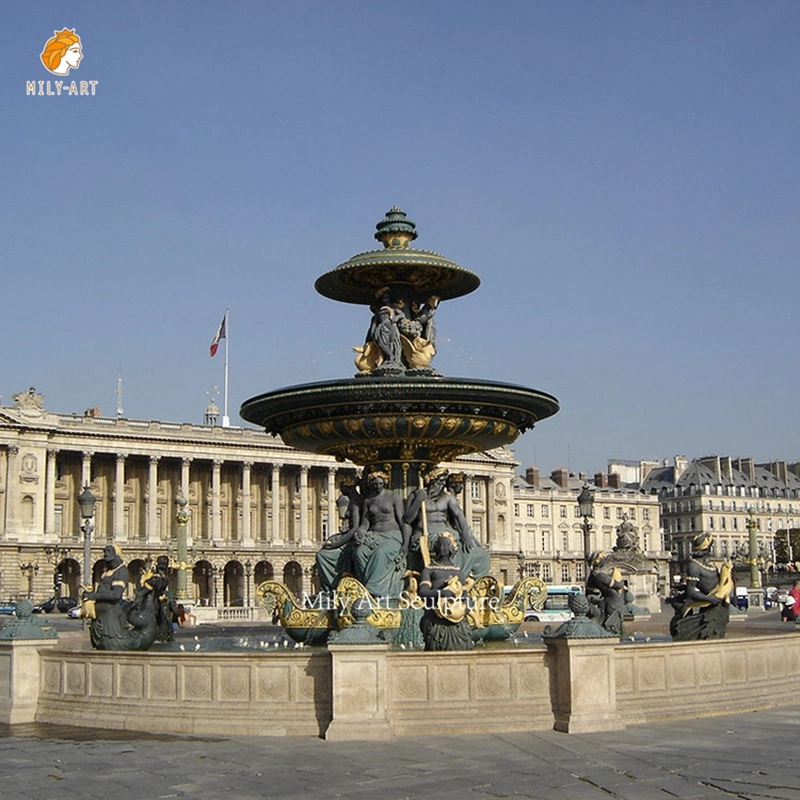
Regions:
[[594, 472, 608, 489], [525, 466, 540, 487], [720, 456, 732, 482], [551, 468, 569, 488], [698, 456, 721, 480], [732, 457, 755, 482], [578, 472, 586, 482], [84, 406, 101, 418], [608, 473, 621, 490], [764, 461, 788, 484]]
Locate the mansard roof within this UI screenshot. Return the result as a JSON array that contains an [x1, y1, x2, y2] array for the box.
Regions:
[[640, 465, 677, 493]]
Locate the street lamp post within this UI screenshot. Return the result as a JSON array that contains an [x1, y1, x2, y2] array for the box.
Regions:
[[577, 485, 595, 566], [245, 559, 252, 607], [175, 496, 190, 602], [77, 485, 96, 588], [746, 510, 762, 590], [212, 564, 220, 607], [19, 562, 39, 599]]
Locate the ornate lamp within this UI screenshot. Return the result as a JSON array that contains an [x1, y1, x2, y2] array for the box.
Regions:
[[577, 485, 595, 565], [78, 485, 96, 587]]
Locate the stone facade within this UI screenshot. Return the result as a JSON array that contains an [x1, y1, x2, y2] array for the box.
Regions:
[[642, 455, 800, 573], [513, 467, 668, 595], [0, 391, 524, 606]]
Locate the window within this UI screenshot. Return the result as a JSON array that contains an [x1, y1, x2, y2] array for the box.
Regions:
[[574, 506, 581, 518], [541, 563, 552, 582], [575, 562, 585, 582], [559, 505, 567, 518], [562, 532, 569, 550], [709, 516, 714, 529], [541, 506, 549, 518], [721, 517, 726, 530], [540, 531, 548, 551], [603, 507, 610, 519], [527, 504, 534, 518], [628, 508, 635, 520], [617, 508, 624, 519], [514, 504, 519, 517], [472, 517, 483, 539], [642, 508, 650, 520], [470, 481, 481, 500], [733, 517, 738, 531], [561, 563, 571, 582]]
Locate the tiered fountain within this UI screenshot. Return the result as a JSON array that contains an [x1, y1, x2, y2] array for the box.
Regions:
[[241, 208, 559, 643]]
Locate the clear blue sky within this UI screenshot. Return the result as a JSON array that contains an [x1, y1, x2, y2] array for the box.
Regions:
[[3, 2, 799, 476]]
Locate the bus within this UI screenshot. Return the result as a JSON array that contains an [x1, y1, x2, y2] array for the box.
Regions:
[[523, 584, 582, 623]]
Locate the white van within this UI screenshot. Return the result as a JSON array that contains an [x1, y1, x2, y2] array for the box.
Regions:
[[524, 584, 582, 623]]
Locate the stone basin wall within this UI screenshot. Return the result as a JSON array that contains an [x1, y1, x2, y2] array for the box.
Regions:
[[3, 632, 800, 739], [614, 633, 800, 725], [34, 645, 332, 737]]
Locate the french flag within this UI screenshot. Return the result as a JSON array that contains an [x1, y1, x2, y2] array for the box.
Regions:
[[209, 314, 227, 357]]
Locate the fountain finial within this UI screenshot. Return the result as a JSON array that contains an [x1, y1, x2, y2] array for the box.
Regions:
[[374, 207, 418, 249]]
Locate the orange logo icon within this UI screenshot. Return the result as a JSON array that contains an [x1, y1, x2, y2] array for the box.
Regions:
[[40, 28, 83, 75]]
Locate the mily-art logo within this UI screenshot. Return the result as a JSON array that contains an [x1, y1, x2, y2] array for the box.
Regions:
[[26, 29, 98, 96]]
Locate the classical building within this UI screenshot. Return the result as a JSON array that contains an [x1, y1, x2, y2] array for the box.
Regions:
[[0, 388, 527, 609], [513, 465, 668, 598], [641, 455, 800, 573]]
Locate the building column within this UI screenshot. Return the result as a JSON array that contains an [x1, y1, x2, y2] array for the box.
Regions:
[[179, 458, 192, 543], [211, 460, 222, 542], [44, 449, 57, 537], [299, 465, 311, 546], [147, 455, 160, 545], [271, 464, 283, 546], [486, 477, 496, 545], [462, 472, 472, 523], [114, 453, 127, 542], [81, 451, 93, 487], [4, 446, 19, 536], [242, 461, 253, 546], [327, 467, 338, 540], [180, 458, 191, 498]]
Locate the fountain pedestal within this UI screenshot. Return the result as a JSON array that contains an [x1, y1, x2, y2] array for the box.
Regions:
[[325, 645, 393, 741]]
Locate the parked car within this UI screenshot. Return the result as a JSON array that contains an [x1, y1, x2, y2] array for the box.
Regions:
[[57, 597, 78, 613], [33, 598, 56, 613], [0, 602, 18, 615]]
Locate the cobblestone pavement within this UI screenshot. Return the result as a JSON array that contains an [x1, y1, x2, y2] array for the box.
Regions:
[[2, 704, 799, 800]]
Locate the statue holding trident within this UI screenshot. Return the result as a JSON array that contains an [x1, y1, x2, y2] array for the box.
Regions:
[[404, 467, 490, 578]]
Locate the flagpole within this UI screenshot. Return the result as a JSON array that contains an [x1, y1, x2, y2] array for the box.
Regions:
[[222, 308, 230, 427]]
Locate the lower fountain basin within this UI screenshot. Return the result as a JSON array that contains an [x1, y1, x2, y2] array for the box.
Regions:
[[240, 376, 559, 469]]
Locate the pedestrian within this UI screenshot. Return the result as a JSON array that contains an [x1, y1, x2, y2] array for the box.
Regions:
[[782, 580, 800, 622]]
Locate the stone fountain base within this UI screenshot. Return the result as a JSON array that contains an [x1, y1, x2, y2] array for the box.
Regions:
[[3, 630, 800, 739]]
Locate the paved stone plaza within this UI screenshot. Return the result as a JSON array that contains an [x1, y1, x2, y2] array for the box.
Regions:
[[2, 702, 799, 800]]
